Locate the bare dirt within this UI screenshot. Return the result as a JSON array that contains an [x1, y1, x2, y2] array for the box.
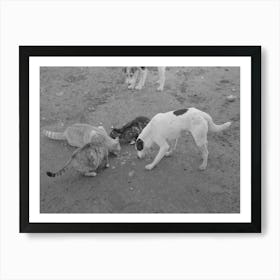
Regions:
[[40, 67, 240, 213]]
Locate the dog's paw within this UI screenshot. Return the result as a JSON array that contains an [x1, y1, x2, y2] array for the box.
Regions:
[[165, 151, 172, 157], [199, 164, 207, 171], [145, 164, 154, 170]]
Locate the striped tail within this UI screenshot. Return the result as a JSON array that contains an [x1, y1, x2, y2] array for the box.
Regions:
[[43, 129, 65, 140], [46, 158, 72, 178]]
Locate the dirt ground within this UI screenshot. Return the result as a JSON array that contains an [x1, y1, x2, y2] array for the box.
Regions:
[[40, 67, 240, 213]]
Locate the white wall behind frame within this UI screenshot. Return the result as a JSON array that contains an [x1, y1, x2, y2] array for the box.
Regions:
[[0, 0, 279, 280]]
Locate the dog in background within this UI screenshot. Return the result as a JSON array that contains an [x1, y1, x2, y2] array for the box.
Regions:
[[124, 67, 166, 91], [135, 108, 231, 171]]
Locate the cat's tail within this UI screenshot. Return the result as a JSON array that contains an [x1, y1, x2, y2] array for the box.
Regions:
[[201, 112, 231, 132], [46, 158, 72, 178], [43, 129, 65, 140]]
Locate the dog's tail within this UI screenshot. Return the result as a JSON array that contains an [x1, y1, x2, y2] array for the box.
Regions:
[[46, 158, 72, 178], [202, 112, 231, 132], [43, 129, 65, 140]]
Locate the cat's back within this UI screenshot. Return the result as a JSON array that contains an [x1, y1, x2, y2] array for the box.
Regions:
[[73, 135, 107, 159], [64, 123, 98, 147]]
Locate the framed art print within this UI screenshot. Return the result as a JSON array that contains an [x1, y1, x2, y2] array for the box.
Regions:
[[20, 46, 261, 233]]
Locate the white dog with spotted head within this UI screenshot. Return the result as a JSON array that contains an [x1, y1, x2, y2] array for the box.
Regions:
[[136, 108, 231, 170]]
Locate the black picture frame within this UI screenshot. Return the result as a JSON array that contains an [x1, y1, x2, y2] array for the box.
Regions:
[[20, 46, 261, 233]]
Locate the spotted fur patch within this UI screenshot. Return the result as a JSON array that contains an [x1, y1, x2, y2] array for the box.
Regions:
[[173, 108, 188, 116]]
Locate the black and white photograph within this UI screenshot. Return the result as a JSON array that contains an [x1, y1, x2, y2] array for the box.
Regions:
[[40, 66, 239, 214], [20, 46, 260, 232]]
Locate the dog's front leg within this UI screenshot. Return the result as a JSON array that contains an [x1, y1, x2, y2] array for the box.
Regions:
[[135, 68, 148, 90], [128, 71, 139, 89], [145, 143, 169, 170]]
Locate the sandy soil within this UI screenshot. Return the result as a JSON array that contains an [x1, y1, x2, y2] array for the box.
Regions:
[[40, 66, 240, 213]]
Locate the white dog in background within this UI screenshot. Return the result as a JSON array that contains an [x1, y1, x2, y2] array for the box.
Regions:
[[124, 67, 166, 91], [135, 108, 231, 171]]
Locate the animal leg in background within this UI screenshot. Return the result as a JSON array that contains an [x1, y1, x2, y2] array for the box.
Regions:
[[135, 67, 148, 90], [157, 67, 166, 91], [128, 69, 140, 89]]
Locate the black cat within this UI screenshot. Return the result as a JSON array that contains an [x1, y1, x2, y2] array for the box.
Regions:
[[110, 116, 150, 144]]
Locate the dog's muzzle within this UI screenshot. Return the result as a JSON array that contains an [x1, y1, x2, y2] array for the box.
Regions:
[[137, 151, 144, 159]]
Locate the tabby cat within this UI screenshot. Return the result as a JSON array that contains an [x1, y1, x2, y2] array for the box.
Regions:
[[46, 134, 109, 177], [109, 116, 150, 144], [43, 123, 121, 154]]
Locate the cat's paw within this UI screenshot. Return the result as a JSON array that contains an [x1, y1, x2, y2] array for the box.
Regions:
[[135, 85, 143, 90], [84, 172, 97, 177], [145, 164, 154, 171]]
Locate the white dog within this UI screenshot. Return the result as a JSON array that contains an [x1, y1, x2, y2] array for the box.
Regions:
[[135, 108, 231, 170], [124, 67, 166, 91]]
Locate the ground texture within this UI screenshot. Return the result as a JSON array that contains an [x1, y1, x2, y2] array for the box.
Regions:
[[40, 67, 240, 213]]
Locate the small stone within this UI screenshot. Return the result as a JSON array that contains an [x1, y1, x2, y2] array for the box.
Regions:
[[131, 162, 136, 166], [56, 91, 64, 96], [226, 95, 236, 102], [231, 88, 236, 92], [111, 166, 116, 169], [88, 106, 95, 112], [121, 162, 126, 165], [128, 171, 135, 177], [200, 76, 204, 79], [129, 187, 133, 191]]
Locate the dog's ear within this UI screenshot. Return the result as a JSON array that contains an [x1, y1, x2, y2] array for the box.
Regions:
[[136, 138, 144, 151]]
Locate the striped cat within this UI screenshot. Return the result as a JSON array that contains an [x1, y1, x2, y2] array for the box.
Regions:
[[46, 134, 110, 177], [110, 116, 150, 144], [43, 123, 121, 154]]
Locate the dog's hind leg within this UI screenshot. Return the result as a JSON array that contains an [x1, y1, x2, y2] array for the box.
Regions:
[[190, 117, 209, 170], [145, 141, 169, 170], [197, 143, 208, 170], [165, 138, 178, 157]]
